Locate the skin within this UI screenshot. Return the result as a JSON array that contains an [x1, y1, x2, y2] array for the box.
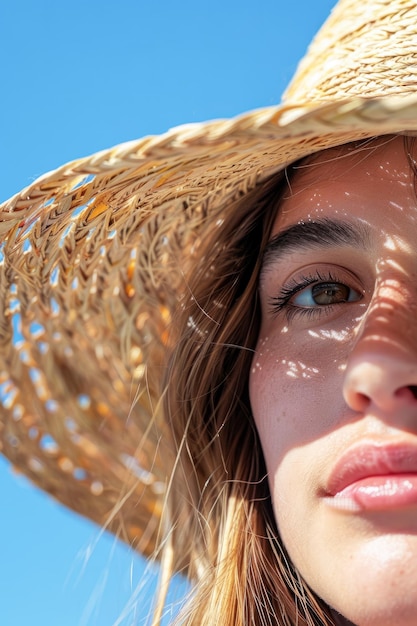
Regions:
[[249, 135, 417, 626]]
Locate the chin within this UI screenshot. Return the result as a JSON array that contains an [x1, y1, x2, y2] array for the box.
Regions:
[[315, 532, 417, 626], [330, 601, 417, 626]]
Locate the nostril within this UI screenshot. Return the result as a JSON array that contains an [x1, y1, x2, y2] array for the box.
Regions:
[[395, 386, 417, 401], [348, 391, 370, 412], [357, 392, 369, 405], [343, 362, 417, 411]]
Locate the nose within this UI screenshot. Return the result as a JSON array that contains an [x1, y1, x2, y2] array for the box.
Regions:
[[343, 297, 417, 414]]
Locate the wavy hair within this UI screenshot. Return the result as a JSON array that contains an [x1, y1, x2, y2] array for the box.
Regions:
[[153, 168, 336, 626]]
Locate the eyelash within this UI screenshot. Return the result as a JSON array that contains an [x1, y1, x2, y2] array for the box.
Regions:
[[268, 269, 359, 322]]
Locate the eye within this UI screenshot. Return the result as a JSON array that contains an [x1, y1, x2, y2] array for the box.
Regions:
[[294, 281, 361, 307], [268, 267, 364, 322]]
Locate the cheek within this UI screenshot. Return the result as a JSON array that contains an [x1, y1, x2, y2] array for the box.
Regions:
[[248, 331, 349, 554], [249, 332, 345, 468]]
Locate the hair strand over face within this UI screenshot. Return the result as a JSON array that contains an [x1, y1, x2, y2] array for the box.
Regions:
[[154, 173, 336, 625]]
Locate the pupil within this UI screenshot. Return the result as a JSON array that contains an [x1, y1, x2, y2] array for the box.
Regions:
[[312, 282, 349, 304]]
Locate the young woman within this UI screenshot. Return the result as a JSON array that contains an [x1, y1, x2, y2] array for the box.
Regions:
[[251, 134, 417, 625], [2, 1, 417, 625], [163, 134, 417, 626]]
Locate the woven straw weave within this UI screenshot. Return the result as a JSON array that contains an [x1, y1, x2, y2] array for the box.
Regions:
[[2, 0, 417, 559]]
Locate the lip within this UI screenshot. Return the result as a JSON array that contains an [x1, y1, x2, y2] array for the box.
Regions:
[[324, 442, 417, 512]]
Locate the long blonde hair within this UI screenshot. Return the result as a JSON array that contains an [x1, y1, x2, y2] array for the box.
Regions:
[[153, 171, 337, 626]]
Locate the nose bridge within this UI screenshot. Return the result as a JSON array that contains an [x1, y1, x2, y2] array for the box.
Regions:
[[368, 281, 415, 346], [343, 279, 417, 412]]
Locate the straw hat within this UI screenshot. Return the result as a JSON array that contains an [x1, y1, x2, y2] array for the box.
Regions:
[[2, 0, 417, 559]]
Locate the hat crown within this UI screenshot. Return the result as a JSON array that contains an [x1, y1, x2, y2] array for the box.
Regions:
[[284, 0, 417, 103]]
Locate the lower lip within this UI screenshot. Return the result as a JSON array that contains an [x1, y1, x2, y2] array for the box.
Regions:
[[326, 474, 417, 512]]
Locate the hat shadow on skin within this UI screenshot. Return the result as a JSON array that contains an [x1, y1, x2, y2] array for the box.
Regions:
[[249, 135, 417, 626]]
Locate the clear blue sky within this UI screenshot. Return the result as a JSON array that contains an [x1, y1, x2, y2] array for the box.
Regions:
[[0, 1, 335, 624]]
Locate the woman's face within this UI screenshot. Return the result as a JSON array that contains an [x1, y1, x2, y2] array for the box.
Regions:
[[249, 135, 417, 626]]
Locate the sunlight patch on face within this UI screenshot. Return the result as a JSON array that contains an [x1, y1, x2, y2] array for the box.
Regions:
[[373, 275, 410, 306], [383, 236, 397, 251], [258, 337, 269, 347], [388, 201, 406, 212], [252, 361, 263, 374], [379, 257, 411, 277], [382, 233, 412, 255], [308, 328, 350, 342], [280, 358, 320, 379]]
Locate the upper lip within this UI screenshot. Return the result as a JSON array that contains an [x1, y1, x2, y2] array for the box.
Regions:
[[325, 441, 417, 496]]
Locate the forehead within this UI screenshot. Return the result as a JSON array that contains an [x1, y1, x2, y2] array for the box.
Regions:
[[272, 135, 417, 235]]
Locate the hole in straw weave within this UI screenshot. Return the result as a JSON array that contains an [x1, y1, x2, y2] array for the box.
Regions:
[[70, 196, 96, 222], [70, 174, 95, 193], [28, 426, 39, 440], [29, 367, 48, 400], [45, 399, 58, 413], [9, 296, 20, 314], [29, 321, 45, 339], [77, 394, 91, 410], [38, 341, 49, 355], [22, 239, 32, 253], [0, 378, 18, 410], [73, 467, 87, 481], [29, 368, 40, 382], [39, 434, 59, 454], [19, 349, 30, 364], [50, 298, 60, 316], [40, 197, 55, 209], [65, 417, 77, 433], [11, 312, 24, 348], [50, 266, 59, 287]]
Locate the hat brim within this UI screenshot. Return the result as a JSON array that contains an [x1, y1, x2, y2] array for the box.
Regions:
[[2, 94, 417, 558]]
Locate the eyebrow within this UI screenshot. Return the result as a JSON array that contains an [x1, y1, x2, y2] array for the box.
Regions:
[[261, 218, 371, 273]]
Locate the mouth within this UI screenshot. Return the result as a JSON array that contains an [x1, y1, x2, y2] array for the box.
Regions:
[[323, 442, 417, 512]]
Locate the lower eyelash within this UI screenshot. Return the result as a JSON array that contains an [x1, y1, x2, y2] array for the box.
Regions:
[[281, 303, 332, 323], [268, 271, 339, 320]]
